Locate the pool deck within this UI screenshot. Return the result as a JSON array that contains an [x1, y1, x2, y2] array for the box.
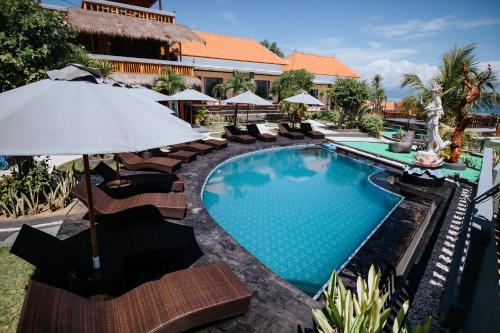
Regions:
[[55, 136, 461, 332]]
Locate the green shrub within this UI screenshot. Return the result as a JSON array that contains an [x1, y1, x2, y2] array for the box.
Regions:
[[313, 265, 432, 333], [312, 110, 340, 123], [0, 159, 78, 218], [359, 113, 384, 138], [195, 108, 210, 126]]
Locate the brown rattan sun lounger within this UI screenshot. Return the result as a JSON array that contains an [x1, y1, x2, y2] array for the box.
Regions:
[[300, 122, 325, 139], [72, 181, 187, 219], [166, 150, 197, 163], [278, 123, 305, 140], [224, 125, 256, 144], [198, 139, 228, 149], [246, 124, 276, 142], [17, 263, 251, 333], [172, 142, 213, 155], [116, 152, 181, 173]]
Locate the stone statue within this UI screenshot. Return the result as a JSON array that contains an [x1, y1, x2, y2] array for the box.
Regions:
[[423, 82, 450, 154]]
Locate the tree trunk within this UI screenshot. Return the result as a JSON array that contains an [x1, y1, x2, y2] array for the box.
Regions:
[[449, 112, 470, 163]]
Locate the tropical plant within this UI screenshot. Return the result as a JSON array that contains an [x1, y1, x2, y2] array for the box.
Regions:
[[153, 68, 188, 95], [313, 265, 432, 333], [401, 44, 497, 163], [325, 78, 371, 128], [400, 96, 425, 119], [195, 108, 211, 126], [280, 101, 308, 127], [270, 69, 314, 101], [260, 39, 285, 58], [370, 74, 386, 113], [89, 59, 114, 78], [395, 128, 407, 140], [212, 72, 255, 100], [311, 109, 340, 124], [359, 113, 384, 138], [0, 0, 87, 92]]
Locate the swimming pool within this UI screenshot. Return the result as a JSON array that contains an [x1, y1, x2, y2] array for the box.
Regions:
[[202, 145, 402, 297]]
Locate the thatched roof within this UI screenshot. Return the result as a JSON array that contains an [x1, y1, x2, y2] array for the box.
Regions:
[[66, 9, 204, 43], [109, 72, 201, 87]]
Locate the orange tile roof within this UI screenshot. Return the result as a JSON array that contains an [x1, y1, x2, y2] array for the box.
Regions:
[[179, 31, 288, 65], [283, 51, 360, 78], [383, 101, 400, 112]]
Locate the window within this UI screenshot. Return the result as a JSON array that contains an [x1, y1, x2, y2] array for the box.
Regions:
[[309, 89, 319, 98], [204, 77, 223, 97], [255, 80, 270, 99]]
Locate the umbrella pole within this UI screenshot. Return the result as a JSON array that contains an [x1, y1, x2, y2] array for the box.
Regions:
[[115, 158, 120, 180], [234, 104, 238, 126], [82, 154, 100, 270]]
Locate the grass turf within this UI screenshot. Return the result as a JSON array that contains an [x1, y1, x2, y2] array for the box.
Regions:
[[338, 141, 482, 182], [0, 247, 33, 333]]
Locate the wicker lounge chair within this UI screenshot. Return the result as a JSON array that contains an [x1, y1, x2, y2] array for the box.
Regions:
[[246, 124, 276, 142], [72, 181, 186, 219], [300, 122, 325, 139], [116, 152, 181, 173], [166, 150, 197, 163], [197, 139, 228, 150], [172, 142, 213, 155], [224, 125, 256, 144], [17, 263, 251, 333], [95, 162, 184, 198], [278, 123, 305, 140], [388, 130, 415, 153]]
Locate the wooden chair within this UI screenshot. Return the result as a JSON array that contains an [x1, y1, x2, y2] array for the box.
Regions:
[[246, 124, 276, 142], [278, 123, 305, 140], [300, 122, 325, 139], [71, 181, 186, 219], [17, 263, 252, 333], [224, 125, 256, 144], [116, 152, 181, 174]]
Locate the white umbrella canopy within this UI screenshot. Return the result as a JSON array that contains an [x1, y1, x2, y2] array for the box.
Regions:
[[224, 91, 273, 106], [224, 91, 273, 125], [167, 88, 217, 102], [0, 81, 201, 156], [0, 65, 203, 270], [129, 87, 172, 102], [284, 92, 325, 106]]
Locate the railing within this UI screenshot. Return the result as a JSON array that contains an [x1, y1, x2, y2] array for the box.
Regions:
[[109, 60, 193, 76], [82, 0, 175, 23], [378, 111, 499, 128]]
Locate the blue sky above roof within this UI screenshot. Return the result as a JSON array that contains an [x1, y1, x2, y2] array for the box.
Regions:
[[44, 0, 500, 99]]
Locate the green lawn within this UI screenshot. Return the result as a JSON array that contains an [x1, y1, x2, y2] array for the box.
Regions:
[[339, 141, 482, 182], [0, 247, 33, 333]]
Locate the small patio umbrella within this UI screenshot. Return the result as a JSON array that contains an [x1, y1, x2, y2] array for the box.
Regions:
[[224, 91, 273, 125], [0, 64, 204, 270], [166, 89, 217, 124], [284, 92, 325, 106]]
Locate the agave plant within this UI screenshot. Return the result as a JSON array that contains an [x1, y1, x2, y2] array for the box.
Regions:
[[313, 265, 431, 333]]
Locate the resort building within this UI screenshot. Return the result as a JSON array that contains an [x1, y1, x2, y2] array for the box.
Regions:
[[173, 31, 288, 100], [47, 0, 359, 107], [283, 51, 360, 100]]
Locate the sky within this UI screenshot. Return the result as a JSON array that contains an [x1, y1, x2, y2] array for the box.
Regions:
[[44, 0, 500, 100]]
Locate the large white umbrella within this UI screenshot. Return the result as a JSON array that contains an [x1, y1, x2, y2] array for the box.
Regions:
[[284, 92, 325, 106], [224, 91, 272, 125], [0, 65, 203, 269], [167, 88, 217, 124]]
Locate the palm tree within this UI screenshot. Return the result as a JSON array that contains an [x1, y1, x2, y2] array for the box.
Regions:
[[401, 44, 496, 163], [212, 72, 256, 125], [212, 72, 255, 99], [371, 74, 386, 113], [153, 68, 188, 95]]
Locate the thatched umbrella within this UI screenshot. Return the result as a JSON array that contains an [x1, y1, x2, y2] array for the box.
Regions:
[[0, 65, 203, 270]]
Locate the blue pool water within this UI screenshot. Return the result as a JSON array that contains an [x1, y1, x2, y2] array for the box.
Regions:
[[202, 146, 402, 296]]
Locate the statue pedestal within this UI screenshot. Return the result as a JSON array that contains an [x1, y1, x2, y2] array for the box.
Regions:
[[401, 169, 445, 188]]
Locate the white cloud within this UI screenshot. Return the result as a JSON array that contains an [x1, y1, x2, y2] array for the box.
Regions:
[[368, 41, 382, 49], [221, 11, 238, 23], [368, 16, 500, 40], [356, 59, 438, 91], [458, 18, 500, 30], [367, 17, 452, 40]]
